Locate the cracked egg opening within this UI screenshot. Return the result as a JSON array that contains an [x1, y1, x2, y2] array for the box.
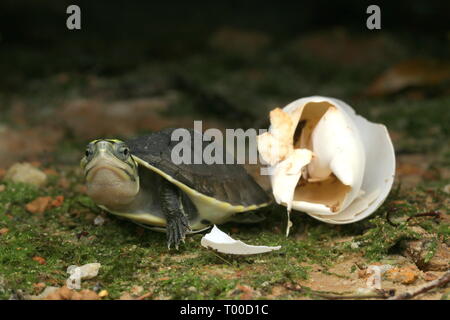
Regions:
[[258, 96, 395, 232]]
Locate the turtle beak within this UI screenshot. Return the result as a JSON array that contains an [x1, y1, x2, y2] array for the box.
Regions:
[[85, 156, 133, 184], [83, 140, 137, 183], [85, 159, 134, 183], [83, 140, 140, 209]]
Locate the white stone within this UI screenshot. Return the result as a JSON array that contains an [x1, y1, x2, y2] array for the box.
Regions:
[[4, 163, 47, 187], [66, 263, 101, 290]]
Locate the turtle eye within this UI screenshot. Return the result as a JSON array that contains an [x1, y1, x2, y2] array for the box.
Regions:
[[117, 146, 130, 160], [85, 149, 92, 158]]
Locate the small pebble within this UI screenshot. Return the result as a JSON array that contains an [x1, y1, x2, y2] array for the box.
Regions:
[[385, 266, 419, 285], [443, 184, 450, 194], [98, 290, 108, 298], [423, 272, 438, 281], [92, 283, 102, 292], [94, 215, 106, 226], [4, 162, 47, 187], [350, 241, 360, 249]]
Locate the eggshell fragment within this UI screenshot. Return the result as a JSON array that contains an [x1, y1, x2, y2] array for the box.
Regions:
[[66, 263, 101, 290], [201, 225, 281, 255], [257, 108, 295, 165]]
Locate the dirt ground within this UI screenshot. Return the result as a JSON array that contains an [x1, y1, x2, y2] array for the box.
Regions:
[[0, 2, 449, 300]]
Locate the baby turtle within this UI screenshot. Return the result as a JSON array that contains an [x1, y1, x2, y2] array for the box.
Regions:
[[81, 128, 271, 249]]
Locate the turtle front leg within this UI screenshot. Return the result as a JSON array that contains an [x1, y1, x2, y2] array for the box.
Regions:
[[159, 179, 191, 249]]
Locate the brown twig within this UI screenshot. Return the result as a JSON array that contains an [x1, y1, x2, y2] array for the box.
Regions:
[[387, 207, 441, 227], [406, 211, 441, 223], [312, 290, 394, 300], [284, 283, 394, 300], [388, 270, 450, 300], [285, 271, 450, 300], [136, 292, 153, 300]]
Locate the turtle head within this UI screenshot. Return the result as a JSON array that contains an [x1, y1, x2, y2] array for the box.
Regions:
[[81, 139, 140, 210]]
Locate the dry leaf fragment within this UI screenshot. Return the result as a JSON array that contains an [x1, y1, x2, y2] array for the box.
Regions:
[[45, 286, 73, 300], [51, 195, 64, 207], [234, 284, 255, 300], [25, 195, 64, 214], [366, 58, 450, 96], [26, 197, 52, 214], [32, 256, 46, 265], [385, 266, 419, 285], [44, 286, 99, 300]]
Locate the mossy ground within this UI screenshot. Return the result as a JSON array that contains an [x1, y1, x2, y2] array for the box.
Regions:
[[0, 171, 448, 299], [0, 7, 449, 299]]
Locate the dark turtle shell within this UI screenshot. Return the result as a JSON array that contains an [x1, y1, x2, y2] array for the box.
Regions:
[[126, 128, 270, 207]]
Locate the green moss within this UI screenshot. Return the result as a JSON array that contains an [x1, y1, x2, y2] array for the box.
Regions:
[[0, 147, 448, 300], [0, 182, 40, 207], [423, 238, 438, 264], [351, 216, 419, 261]]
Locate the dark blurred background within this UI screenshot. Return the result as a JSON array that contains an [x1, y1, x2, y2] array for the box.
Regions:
[[0, 0, 449, 166], [1, 1, 449, 78]]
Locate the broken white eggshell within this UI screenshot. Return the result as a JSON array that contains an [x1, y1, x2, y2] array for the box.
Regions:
[[257, 96, 395, 231], [201, 225, 281, 255], [66, 263, 101, 290], [366, 265, 393, 290]]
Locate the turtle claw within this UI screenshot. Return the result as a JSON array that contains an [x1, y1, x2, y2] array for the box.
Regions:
[[166, 214, 190, 250]]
